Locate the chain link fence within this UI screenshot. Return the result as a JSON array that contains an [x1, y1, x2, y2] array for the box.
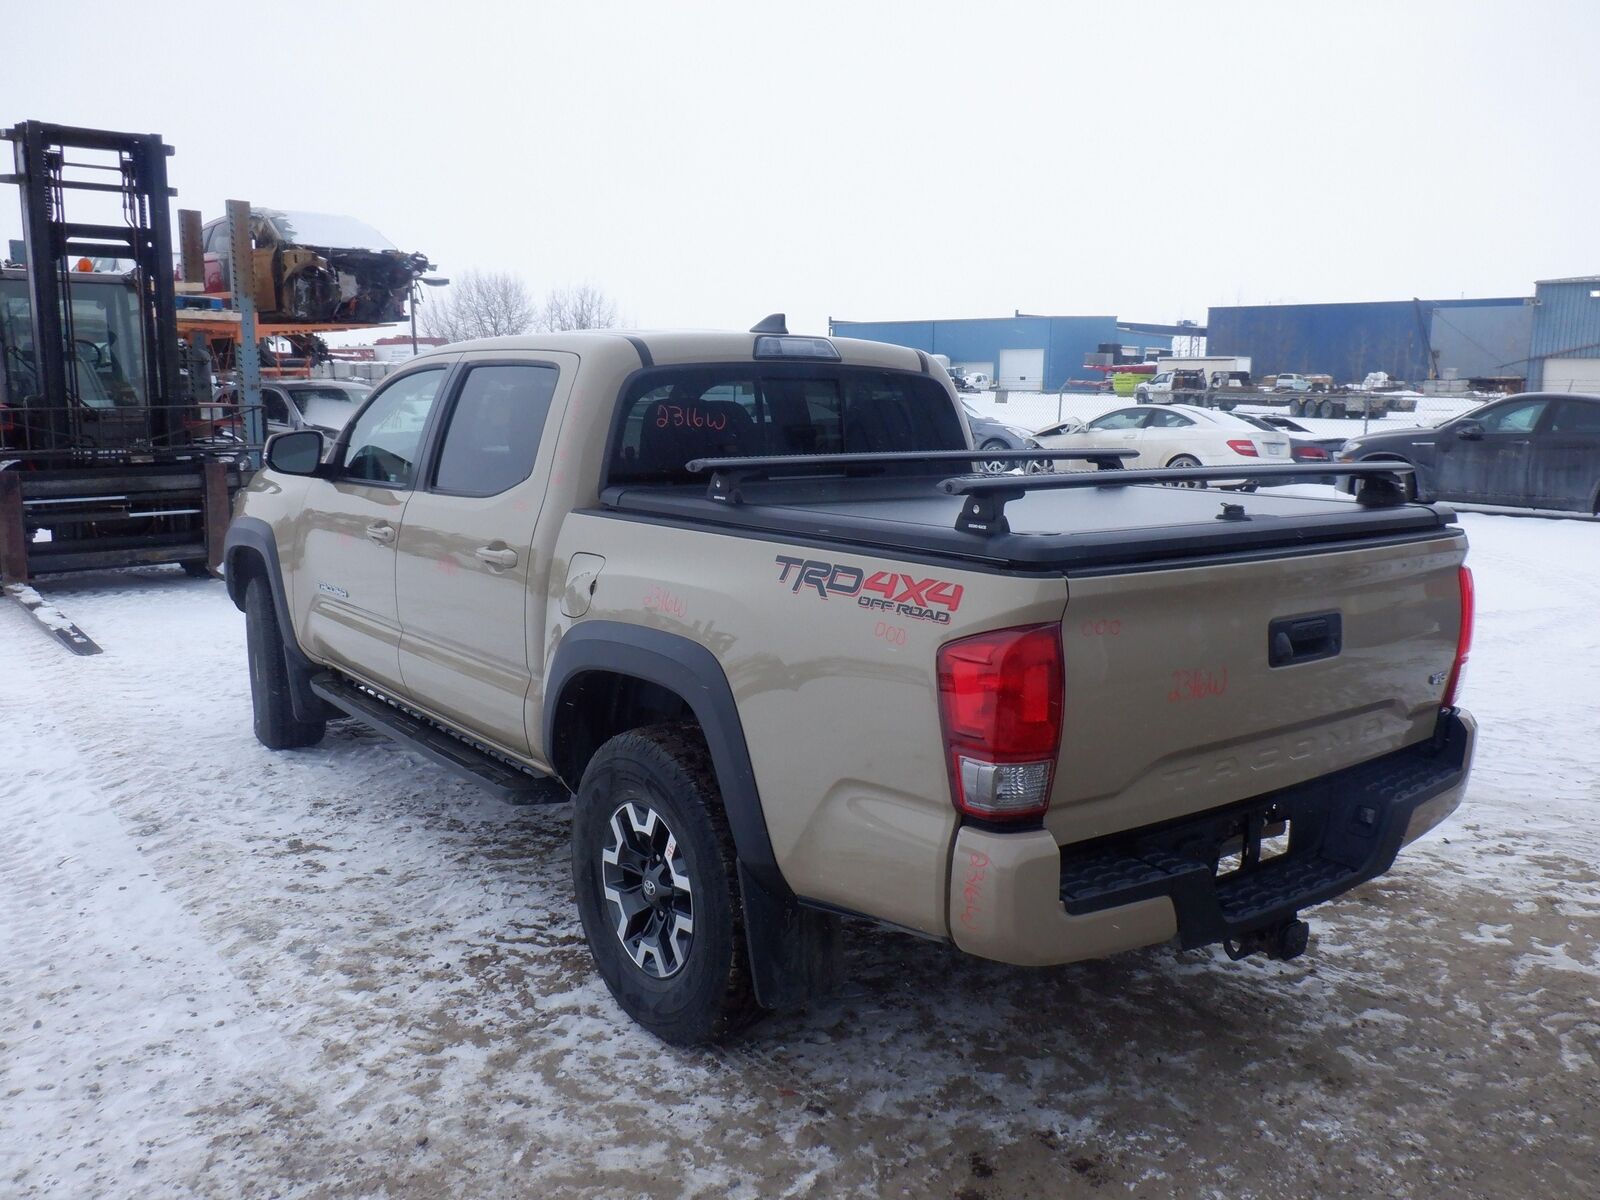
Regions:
[[963, 388, 1483, 441]]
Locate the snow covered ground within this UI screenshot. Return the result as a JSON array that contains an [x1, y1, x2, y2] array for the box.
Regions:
[[2, 511, 1596, 1199]]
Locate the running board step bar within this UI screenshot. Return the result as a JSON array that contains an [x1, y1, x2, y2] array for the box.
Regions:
[[309, 672, 567, 805]]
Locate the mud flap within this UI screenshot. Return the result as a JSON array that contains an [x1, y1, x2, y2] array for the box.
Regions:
[[738, 861, 843, 1010]]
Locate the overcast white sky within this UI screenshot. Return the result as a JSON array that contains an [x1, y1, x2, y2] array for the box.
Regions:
[[5, 1, 1598, 335]]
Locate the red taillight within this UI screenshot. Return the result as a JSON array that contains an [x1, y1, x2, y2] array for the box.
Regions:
[[936, 623, 1064, 822], [1294, 445, 1330, 461], [1442, 565, 1474, 707], [1226, 439, 1259, 457], [0, 403, 11, 436]]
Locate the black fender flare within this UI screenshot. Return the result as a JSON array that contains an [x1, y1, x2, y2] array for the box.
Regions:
[[545, 621, 839, 1008], [223, 516, 330, 724], [546, 620, 783, 895]]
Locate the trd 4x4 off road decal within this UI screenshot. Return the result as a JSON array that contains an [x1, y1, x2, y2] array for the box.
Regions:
[[773, 555, 964, 625]]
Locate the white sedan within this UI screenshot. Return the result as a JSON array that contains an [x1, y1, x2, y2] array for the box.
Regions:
[[1033, 404, 1293, 476]]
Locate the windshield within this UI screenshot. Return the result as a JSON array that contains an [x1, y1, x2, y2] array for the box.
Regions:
[[259, 209, 396, 251], [295, 392, 367, 431], [0, 275, 149, 409], [286, 385, 367, 406]]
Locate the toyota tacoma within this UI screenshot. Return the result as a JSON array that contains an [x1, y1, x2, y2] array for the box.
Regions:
[[224, 319, 1476, 1044]]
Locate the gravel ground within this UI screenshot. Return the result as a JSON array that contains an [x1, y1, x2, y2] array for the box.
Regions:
[[1, 511, 1596, 1199]]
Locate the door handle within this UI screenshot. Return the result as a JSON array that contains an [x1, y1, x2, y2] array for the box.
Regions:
[[475, 545, 518, 569], [365, 522, 395, 545]]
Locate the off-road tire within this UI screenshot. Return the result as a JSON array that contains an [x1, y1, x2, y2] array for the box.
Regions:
[[244, 574, 325, 750], [572, 723, 761, 1046]]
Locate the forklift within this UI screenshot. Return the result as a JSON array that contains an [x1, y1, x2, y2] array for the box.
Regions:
[[0, 120, 256, 586]]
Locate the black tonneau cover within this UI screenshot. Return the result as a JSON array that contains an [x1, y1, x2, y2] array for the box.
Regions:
[[599, 475, 1459, 573]]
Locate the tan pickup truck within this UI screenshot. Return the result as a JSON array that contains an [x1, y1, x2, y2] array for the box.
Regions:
[[224, 318, 1476, 1045]]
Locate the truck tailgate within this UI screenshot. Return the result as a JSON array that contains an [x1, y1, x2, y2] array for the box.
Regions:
[[1048, 533, 1467, 846]]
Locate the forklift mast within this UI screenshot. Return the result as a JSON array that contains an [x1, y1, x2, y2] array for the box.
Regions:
[[2, 121, 183, 449], [0, 121, 254, 586]]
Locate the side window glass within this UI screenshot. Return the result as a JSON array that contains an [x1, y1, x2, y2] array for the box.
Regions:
[[433, 364, 559, 496], [342, 368, 446, 486], [1089, 410, 1145, 431], [1477, 399, 1547, 434], [262, 390, 291, 425], [1549, 400, 1600, 435]]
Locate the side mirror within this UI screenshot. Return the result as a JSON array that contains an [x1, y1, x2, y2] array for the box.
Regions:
[[265, 429, 325, 475], [1455, 421, 1484, 441]]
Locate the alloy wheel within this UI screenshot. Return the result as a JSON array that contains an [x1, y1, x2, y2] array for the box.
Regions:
[[1164, 455, 1205, 487], [601, 801, 695, 978]]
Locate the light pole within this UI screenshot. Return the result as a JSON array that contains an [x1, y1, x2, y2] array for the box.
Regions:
[[410, 275, 450, 356]]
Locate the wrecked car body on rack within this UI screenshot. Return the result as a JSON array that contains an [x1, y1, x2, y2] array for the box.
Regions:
[[202, 208, 429, 324]]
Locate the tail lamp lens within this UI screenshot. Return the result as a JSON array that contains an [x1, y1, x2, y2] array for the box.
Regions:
[[1295, 445, 1330, 461], [1442, 565, 1474, 707], [1226, 439, 1260, 457], [936, 623, 1064, 821]]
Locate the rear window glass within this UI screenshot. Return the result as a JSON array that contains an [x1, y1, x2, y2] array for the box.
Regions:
[[607, 366, 965, 485]]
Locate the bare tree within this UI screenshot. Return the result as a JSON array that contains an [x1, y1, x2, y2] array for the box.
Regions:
[[420, 270, 537, 342], [536, 284, 620, 332]]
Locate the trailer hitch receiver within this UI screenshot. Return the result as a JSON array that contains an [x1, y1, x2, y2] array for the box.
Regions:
[[1224, 917, 1311, 962]]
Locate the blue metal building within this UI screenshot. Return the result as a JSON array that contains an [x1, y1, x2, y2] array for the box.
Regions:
[[1205, 297, 1536, 386], [827, 314, 1175, 392], [1528, 277, 1600, 392]]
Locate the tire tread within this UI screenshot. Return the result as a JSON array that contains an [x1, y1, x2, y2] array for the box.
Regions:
[[244, 574, 325, 750], [573, 722, 762, 1045]]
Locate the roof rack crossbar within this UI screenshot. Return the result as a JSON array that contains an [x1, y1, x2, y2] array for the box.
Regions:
[[685, 449, 1135, 504], [940, 462, 1418, 536]]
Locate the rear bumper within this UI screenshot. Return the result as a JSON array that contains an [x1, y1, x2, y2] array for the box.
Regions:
[[949, 710, 1475, 966]]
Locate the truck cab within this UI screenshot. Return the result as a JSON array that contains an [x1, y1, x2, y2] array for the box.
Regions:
[[1135, 369, 1204, 403]]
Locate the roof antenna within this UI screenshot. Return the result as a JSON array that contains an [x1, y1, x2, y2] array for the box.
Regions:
[[750, 313, 787, 334]]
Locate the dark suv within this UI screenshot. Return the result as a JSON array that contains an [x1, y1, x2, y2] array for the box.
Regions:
[[1338, 393, 1600, 512]]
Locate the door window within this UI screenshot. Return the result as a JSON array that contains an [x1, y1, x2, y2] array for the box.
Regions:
[[1144, 409, 1195, 428], [432, 364, 559, 496], [342, 368, 446, 486], [1472, 398, 1548, 434], [262, 389, 291, 426], [1547, 399, 1600, 435], [1087, 409, 1147, 431]]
